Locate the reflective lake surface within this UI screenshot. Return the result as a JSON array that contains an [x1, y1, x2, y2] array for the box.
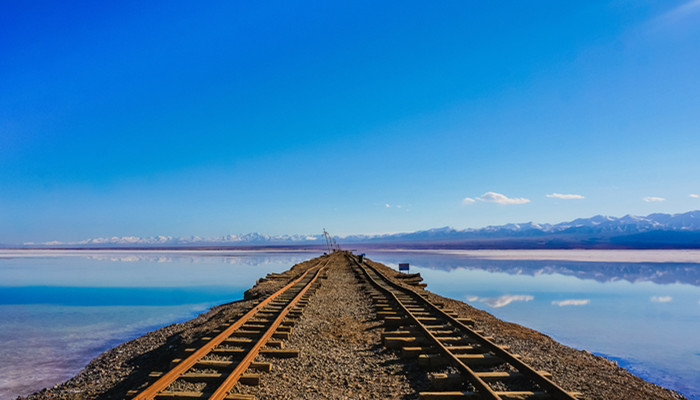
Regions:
[[0, 250, 318, 399], [366, 251, 700, 400], [1, 250, 699, 399]]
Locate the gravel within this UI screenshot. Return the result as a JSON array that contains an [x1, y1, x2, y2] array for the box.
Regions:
[[365, 258, 690, 400], [15, 256, 323, 400], [230, 252, 428, 399], [16, 252, 689, 400]]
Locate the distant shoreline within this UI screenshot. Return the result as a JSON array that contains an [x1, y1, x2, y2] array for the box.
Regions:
[[2, 248, 700, 263], [14, 253, 691, 400], [372, 248, 700, 263]]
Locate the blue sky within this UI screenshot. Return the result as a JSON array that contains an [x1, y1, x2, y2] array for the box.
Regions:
[[2, 1, 700, 243]]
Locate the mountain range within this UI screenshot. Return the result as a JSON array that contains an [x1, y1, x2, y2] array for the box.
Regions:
[[12, 210, 700, 249]]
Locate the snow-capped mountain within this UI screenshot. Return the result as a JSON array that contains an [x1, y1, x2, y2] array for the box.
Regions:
[[22, 233, 323, 247], [342, 210, 700, 248], [363, 210, 700, 241], [17, 210, 700, 249]]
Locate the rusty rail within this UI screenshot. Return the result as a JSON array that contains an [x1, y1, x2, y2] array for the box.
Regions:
[[350, 255, 578, 400], [132, 257, 329, 400]]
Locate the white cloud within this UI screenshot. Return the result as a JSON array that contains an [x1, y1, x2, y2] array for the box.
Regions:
[[385, 203, 391, 208], [643, 196, 666, 203], [481, 294, 534, 308], [476, 192, 530, 205], [651, 296, 672, 303], [465, 296, 479, 302], [546, 193, 584, 200], [690, 194, 699, 199], [461, 197, 476, 205], [552, 299, 590, 307]]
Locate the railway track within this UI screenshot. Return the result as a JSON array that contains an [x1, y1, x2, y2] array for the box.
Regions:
[[129, 257, 329, 400], [351, 255, 580, 400]]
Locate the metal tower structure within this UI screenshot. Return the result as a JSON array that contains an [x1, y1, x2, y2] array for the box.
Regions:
[[322, 229, 333, 253], [322, 229, 341, 252]]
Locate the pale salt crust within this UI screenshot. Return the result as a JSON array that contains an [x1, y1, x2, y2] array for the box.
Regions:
[[381, 249, 700, 263], [0, 249, 312, 258], [3, 249, 700, 263]]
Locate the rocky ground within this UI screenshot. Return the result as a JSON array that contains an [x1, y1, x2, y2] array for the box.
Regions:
[[364, 258, 688, 400], [18, 252, 688, 400], [16, 255, 323, 400], [231, 252, 427, 399]]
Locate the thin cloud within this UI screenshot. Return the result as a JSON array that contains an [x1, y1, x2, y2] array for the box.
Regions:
[[655, 0, 700, 25], [546, 193, 584, 200], [651, 296, 672, 303], [690, 194, 699, 199], [461, 197, 476, 205], [465, 296, 479, 302], [480, 294, 534, 308], [385, 203, 391, 208], [643, 196, 666, 203], [476, 192, 530, 205], [552, 299, 590, 307]]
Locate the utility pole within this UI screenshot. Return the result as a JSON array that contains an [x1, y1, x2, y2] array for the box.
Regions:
[[322, 228, 333, 253], [323, 229, 341, 252]]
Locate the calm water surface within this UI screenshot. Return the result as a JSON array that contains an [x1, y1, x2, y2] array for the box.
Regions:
[[2, 250, 699, 399], [367, 251, 700, 400], [0, 250, 318, 399]]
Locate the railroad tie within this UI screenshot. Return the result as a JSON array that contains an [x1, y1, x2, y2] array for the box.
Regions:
[[350, 254, 579, 400], [129, 257, 332, 400], [155, 392, 256, 399], [418, 391, 549, 400], [429, 371, 553, 389]]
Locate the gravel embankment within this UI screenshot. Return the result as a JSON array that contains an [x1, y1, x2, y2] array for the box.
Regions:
[[231, 252, 428, 399], [16, 255, 323, 400], [365, 258, 689, 400], [17, 252, 689, 400]]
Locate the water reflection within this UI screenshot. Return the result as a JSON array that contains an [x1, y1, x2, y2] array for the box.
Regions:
[[0, 250, 311, 265], [0, 251, 319, 399], [478, 294, 534, 308], [367, 251, 700, 286], [551, 299, 589, 306], [0, 251, 316, 287], [366, 251, 700, 400]]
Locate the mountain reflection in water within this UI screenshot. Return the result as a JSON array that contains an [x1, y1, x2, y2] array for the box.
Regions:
[[366, 251, 700, 400], [368, 252, 700, 286]]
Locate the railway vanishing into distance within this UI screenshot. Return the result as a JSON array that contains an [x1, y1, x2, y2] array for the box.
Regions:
[[127, 252, 580, 400]]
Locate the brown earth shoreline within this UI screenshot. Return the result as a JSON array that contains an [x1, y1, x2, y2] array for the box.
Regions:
[[18, 253, 688, 400]]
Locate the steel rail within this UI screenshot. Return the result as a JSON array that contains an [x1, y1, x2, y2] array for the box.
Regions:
[[208, 262, 328, 400], [350, 256, 502, 400], [352, 255, 577, 400], [133, 258, 328, 400]]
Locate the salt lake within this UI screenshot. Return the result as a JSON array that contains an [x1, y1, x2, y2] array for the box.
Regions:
[[0, 250, 317, 399], [367, 250, 700, 400], [1, 250, 699, 399]]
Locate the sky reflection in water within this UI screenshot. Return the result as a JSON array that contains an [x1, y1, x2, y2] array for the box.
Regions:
[[2, 250, 699, 399], [0, 251, 318, 399], [366, 251, 700, 400]]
